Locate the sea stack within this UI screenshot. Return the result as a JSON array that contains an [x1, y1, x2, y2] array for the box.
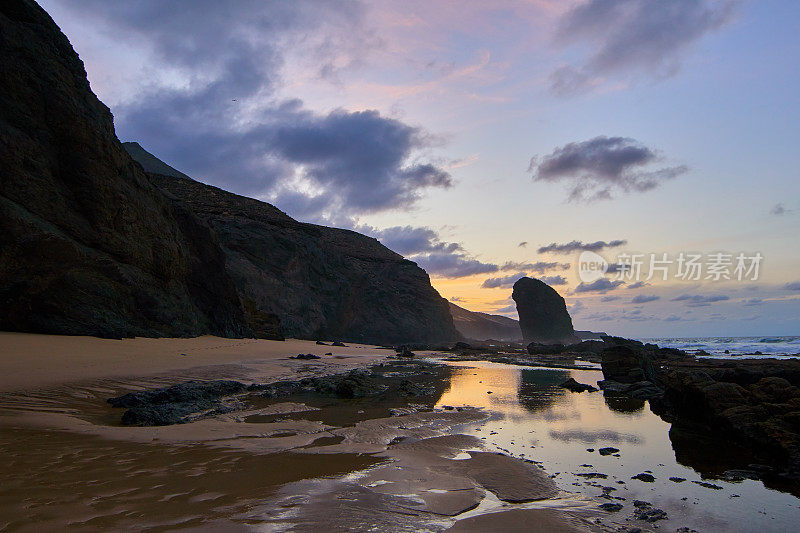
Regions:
[[512, 277, 576, 345]]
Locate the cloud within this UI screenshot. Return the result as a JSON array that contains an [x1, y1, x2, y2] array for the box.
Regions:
[[60, 1, 451, 222], [627, 281, 649, 289], [355, 225, 497, 278], [494, 304, 518, 314], [550, 0, 737, 95], [771, 203, 790, 216], [413, 253, 498, 278], [784, 281, 800, 291], [631, 294, 659, 304], [269, 109, 452, 214], [664, 314, 684, 322], [500, 261, 570, 272], [574, 279, 625, 293], [743, 298, 763, 306], [449, 296, 466, 303], [481, 272, 527, 289], [672, 294, 730, 307], [530, 136, 688, 202], [536, 239, 627, 254], [601, 295, 621, 302], [568, 299, 586, 315], [541, 275, 568, 286], [518, 241, 528, 247], [366, 225, 461, 256]]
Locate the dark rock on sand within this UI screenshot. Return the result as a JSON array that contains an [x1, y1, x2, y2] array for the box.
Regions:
[[599, 447, 619, 456], [669, 477, 686, 483], [292, 353, 321, 360], [559, 378, 598, 393], [631, 473, 655, 482], [632, 504, 668, 522], [512, 277, 577, 345], [304, 369, 388, 399], [598, 502, 623, 512], [331, 341, 347, 347], [396, 347, 416, 358], [108, 380, 246, 426], [0, 0, 250, 339], [316, 341, 328, 345], [692, 480, 724, 490]]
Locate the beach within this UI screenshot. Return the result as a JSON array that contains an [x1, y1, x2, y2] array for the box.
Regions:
[[0, 333, 613, 532]]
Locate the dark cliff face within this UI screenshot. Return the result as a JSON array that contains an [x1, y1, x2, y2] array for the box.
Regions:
[[511, 277, 576, 344], [143, 167, 459, 345], [0, 0, 249, 338]]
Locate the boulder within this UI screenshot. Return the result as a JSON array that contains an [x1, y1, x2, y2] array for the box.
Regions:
[[559, 378, 598, 393], [600, 345, 649, 383], [511, 277, 576, 344], [107, 380, 246, 426]]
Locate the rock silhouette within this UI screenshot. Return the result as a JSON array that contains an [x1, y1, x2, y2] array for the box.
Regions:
[[0, 0, 458, 345], [511, 277, 576, 344]]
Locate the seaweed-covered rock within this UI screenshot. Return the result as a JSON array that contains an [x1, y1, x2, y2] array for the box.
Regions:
[[108, 380, 246, 426]]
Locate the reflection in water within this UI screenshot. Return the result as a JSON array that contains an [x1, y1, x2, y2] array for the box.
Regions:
[[437, 360, 800, 533], [518, 369, 570, 412], [603, 395, 645, 414]]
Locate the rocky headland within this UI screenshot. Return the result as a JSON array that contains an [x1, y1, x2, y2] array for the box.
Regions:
[[0, 0, 458, 345]]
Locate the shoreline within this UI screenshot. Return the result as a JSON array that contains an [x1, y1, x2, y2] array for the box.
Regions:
[[0, 332, 615, 532]]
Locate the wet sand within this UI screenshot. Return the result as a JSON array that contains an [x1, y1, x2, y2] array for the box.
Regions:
[[0, 333, 613, 532]]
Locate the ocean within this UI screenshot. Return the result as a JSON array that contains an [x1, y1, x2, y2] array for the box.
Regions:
[[641, 335, 800, 357]]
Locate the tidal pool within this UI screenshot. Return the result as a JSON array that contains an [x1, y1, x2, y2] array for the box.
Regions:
[[436, 360, 800, 533]]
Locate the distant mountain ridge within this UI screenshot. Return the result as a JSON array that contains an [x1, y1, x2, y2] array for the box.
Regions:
[[448, 302, 521, 341]]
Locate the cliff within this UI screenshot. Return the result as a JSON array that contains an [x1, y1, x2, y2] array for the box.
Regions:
[[0, 0, 249, 338], [126, 144, 458, 345], [0, 0, 457, 346]]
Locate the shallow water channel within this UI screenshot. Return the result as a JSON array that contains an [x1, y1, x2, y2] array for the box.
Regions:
[[437, 360, 800, 532]]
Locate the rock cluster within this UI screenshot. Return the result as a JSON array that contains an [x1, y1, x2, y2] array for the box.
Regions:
[[596, 337, 800, 486]]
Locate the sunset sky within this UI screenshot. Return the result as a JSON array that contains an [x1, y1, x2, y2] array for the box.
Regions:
[[42, 0, 800, 337]]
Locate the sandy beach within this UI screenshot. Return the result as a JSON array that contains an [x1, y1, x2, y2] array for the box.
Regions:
[[0, 333, 613, 532], [0, 332, 392, 393]]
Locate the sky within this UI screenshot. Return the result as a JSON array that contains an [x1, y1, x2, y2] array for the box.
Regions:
[[41, 0, 800, 337]]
